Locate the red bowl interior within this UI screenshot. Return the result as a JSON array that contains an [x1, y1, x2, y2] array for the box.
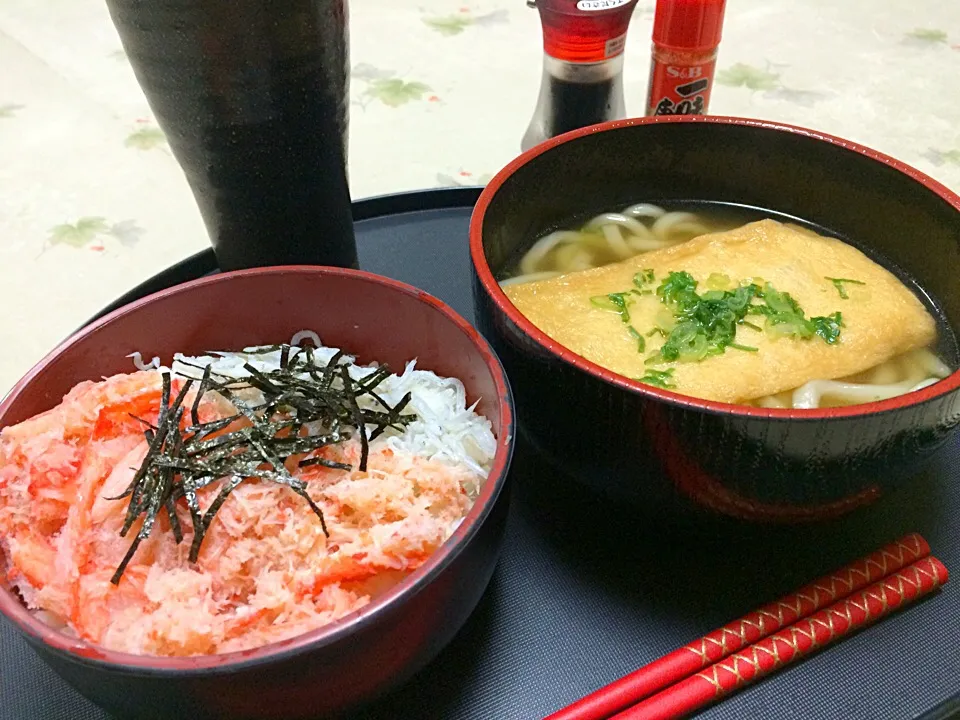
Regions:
[[469, 115, 960, 420], [0, 266, 514, 671]]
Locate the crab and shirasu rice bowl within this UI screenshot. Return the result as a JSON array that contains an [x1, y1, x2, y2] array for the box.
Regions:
[[0, 336, 496, 656]]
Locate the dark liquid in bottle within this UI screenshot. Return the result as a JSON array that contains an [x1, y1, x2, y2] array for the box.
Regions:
[[543, 76, 618, 137], [105, 0, 358, 271]]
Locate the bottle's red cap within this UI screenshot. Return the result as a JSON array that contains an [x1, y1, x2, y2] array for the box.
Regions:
[[536, 0, 639, 63], [652, 0, 726, 51]]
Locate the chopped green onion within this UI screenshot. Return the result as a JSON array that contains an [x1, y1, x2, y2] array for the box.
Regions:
[[633, 269, 656, 289], [593, 271, 844, 370], [811, 311, 843, 344], [590, 292, 632, 323], [706, 273, 732, 290], [825, 277, 866, 300], [637, 368, 676, 389]]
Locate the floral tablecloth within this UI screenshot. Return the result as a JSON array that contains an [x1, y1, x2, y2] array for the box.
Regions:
[[1, 0, 959, 394]]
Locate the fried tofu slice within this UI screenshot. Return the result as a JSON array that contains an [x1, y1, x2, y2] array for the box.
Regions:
[[503, 219, 937, 404]]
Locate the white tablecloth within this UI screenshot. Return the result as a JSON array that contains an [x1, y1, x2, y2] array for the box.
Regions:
[[1, 0, 958, 393]]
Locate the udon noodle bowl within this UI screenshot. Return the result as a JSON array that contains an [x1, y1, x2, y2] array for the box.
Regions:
[[500, 204, 954, 409]]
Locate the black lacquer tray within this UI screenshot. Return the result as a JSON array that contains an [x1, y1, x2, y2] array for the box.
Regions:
[[3, 189, 959, 720]]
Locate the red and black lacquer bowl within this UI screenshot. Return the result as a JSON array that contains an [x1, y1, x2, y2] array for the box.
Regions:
[[470, 116, 960, 524], [0, 267, 514, 719]]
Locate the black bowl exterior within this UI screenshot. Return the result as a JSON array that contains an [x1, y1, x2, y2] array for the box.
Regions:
[[22, 481, 510, 720], [472, 117, 960, 522]]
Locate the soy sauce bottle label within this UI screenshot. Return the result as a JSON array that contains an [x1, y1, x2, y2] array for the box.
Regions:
[[577, 0, 633, 10], [604, 33, 627, 58], [646, 56, 716, 116]]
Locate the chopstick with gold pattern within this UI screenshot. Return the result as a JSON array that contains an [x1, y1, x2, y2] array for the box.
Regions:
[[545, 533, 932, 720], [613, 556, 948, 719]]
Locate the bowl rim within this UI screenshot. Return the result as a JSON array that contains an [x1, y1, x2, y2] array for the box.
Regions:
[[0, 265, 515, 674], [469, 114, 960, 420]]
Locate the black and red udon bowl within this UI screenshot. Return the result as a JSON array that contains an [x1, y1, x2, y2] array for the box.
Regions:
[[0, 267, 514, 719], [470, 116, 960, 523]]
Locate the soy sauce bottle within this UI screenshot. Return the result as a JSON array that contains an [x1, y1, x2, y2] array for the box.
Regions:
[[522, 0, 639, 152], [105, 0, 358, 271]]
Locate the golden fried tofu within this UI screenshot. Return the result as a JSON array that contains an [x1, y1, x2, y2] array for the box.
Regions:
[[503, 219, 937, 404]]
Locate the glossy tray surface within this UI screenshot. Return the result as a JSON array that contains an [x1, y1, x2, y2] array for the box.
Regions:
[[2, 189, 958, 720]]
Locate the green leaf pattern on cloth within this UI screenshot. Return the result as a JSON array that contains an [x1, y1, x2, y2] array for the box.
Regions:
[[352, 64, 433, 108], [922, 149, 960, 167], [0, 103, 24, 119], [716, 62, 831, 107], [423, 15, 473, 36], [367, 78, 432, 107], [423, 9, 508, 36], [48, 217, 111, 248], [717, 63, 782, 91], [904, 28, 949, 43], [125, 127, 167, 150], [46, 218, 144, 251]]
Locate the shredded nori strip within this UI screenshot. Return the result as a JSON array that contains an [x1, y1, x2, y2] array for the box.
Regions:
[[190, 365, 211, 426], [298, 456, 353, 471], [109, 345, 417, 584]]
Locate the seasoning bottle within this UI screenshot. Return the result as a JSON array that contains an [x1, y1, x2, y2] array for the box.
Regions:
[[522, 0, 639, 152], [645, 0, 726, 116]]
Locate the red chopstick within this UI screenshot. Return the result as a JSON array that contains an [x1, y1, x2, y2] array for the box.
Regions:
[[545, 533, 930, 720], [613, 556, 949, 719]]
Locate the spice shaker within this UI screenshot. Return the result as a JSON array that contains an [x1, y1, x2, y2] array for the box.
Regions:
[[522, 0, 639, 152], [646, 0, 727, 116]]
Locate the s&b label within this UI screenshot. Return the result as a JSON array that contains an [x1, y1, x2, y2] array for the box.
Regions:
[[646, 60, 716, 117]]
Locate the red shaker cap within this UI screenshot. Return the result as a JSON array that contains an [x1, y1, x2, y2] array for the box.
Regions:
[[652, 0, 726, 51], [536, 0, 639, 63]]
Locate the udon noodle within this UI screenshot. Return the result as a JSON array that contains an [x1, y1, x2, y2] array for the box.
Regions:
[[502, 205, 952, 409], [502, 204, 710, 286]]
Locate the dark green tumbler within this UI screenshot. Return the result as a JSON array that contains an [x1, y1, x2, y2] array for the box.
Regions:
[[105, 0, 359, 271]]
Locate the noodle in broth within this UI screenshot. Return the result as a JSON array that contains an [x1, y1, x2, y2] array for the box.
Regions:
[[502, 204, 953, 409]]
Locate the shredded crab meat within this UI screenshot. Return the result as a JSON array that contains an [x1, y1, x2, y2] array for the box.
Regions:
[[0, 344, 495, 657]]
